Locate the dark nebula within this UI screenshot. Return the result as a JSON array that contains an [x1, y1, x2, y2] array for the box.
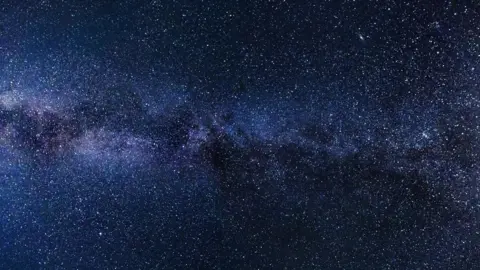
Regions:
[[0, 0, 479, 269]]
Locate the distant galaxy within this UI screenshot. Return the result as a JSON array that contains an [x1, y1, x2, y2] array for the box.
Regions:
[[0, 0, 479, 269]]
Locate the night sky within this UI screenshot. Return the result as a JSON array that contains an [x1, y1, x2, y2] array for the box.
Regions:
[[0, 0, 479, 269]]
